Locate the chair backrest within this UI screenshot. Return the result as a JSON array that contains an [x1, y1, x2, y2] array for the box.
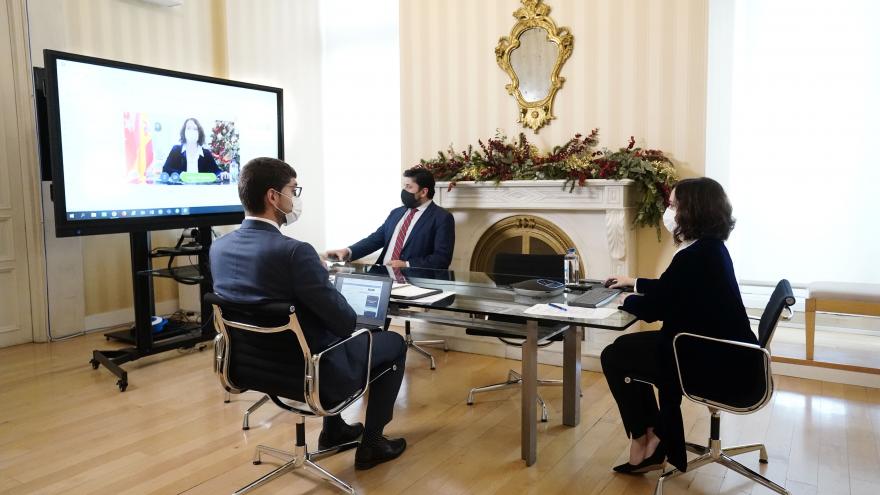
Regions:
[[206, 293, 371, 416], [673, 279, 796, 414], [491, 253, 564, 285], [757, 279, 796, 348], [674, 334, 771, 413]]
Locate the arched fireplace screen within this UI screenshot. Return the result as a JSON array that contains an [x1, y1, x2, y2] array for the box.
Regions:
[[470, 215, 579, 273]]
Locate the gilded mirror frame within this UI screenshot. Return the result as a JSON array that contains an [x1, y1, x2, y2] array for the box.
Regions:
[[496, 0, 574, 133]]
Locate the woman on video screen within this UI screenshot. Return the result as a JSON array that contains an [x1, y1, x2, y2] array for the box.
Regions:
[[162, 118, 229, 179]]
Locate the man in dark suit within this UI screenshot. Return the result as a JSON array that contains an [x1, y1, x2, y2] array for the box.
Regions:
[[210, 157, 407, 470], [326, 167, 455, 269]]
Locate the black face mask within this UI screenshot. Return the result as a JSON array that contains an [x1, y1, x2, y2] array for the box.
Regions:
[[401, 189, 419, 209]]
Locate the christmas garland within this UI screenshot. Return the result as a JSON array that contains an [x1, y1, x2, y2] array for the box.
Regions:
[[416, 129, 677, 238]]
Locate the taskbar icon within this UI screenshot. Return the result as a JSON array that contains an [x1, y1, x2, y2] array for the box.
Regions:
[[69, 208, 188, 220]]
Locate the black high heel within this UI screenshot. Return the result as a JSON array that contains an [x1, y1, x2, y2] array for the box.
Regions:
[[612, 442, 666, 474]]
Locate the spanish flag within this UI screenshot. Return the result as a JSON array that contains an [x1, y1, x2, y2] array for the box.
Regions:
[[124, 112, 154, 183]]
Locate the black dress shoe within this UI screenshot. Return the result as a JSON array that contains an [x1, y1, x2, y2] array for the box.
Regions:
[[354, 436, 407, 470], [318, 421, 364, 451], [613, 442, 666, 475]]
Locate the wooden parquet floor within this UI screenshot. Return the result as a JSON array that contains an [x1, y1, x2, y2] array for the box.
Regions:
[[2, 330, 880, 495]]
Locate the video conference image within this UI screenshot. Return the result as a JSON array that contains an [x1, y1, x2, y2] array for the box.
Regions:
[[55, 58, 280, 220], [124, 113, 239, 186]]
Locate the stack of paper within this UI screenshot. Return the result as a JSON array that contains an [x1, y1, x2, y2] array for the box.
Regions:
[[523, 304, 618, 319], [412, 291, 456, 304], [391, 285, 441, 299]]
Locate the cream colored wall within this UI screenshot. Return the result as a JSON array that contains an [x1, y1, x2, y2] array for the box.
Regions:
[[27, 0, 228, 315], [224, 0, 327, 250], [399, 0, 710, 277]]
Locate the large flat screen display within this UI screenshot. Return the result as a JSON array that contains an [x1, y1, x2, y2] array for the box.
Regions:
[[44, 50, 283, 236]]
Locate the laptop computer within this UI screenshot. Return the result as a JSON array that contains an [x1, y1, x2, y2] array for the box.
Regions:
[[334, 273, 393, 330]]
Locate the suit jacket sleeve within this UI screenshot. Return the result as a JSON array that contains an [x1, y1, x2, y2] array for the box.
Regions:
[[621, 250, 691, 325], [636, 277, 660, 294], [289, 242, 357, 338], [348, 214, 393, 261], [406, 210, 455, 269]]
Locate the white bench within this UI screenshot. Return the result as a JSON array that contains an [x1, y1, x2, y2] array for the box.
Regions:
[[804, 282, 880, 374]]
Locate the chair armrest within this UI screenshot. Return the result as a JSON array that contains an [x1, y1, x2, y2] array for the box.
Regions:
[[748, 306, 793, 322], [674, 332, 764, 352], [672, 333, 772, 413], [319, 328, 373, 356], [308, 328, 373, 416]]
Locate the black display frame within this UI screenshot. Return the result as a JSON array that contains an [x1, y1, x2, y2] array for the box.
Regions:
[[43, 49, 284, 237]]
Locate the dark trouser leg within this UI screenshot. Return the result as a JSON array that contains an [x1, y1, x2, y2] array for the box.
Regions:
[[600, 331, 662, 439], [323, 414, 349, 431], [364, 331, 407, 433]]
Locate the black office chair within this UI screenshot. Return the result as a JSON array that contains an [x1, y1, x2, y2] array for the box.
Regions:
[[216, 334, 271, 430], [631, 279, 795, 495], [465, 253, 566, 422], [402, 319, 448, 370], [208, 293, 378, 495]]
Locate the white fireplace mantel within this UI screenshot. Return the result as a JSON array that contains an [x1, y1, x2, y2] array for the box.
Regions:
[[434, 179, 638, 278], [435, 179, 636, 211]]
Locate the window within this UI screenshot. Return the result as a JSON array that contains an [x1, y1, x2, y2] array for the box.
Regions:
[[707, 0, 880, 286], [320, 1, 401, 250]]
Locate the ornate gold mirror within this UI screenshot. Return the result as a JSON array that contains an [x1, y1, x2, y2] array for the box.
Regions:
[[496, 0, 573, 133]]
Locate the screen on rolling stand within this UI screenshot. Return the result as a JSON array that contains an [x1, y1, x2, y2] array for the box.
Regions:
[[43, 50, 283, 237]]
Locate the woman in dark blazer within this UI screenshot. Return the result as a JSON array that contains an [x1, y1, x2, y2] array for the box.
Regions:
[[162, 117, 227, 178], [601, 177, 755, 474]]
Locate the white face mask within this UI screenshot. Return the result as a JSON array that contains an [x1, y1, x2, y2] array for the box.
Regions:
[[662, 206, 677, 235], [272, 189, 301, 225], [290, 196, 303, 223]]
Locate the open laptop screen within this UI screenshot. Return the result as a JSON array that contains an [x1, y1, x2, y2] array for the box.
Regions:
[[334, 273, 392, 328]]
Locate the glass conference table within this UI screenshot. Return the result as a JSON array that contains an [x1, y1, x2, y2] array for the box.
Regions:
[[329, 263, 637, 466]]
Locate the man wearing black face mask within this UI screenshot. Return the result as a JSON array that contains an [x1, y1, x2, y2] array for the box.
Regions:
[[326, 167, 455, 269]]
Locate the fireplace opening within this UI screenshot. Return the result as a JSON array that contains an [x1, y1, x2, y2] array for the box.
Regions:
[[470, 215, 580, 273]]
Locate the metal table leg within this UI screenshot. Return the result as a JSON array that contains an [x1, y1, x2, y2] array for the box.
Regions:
[[521, 319, 538, 466], [562, 325, 582, 426]]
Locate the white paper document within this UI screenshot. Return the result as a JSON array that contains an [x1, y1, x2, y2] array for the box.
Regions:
[[523, 304, 618, 320]]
